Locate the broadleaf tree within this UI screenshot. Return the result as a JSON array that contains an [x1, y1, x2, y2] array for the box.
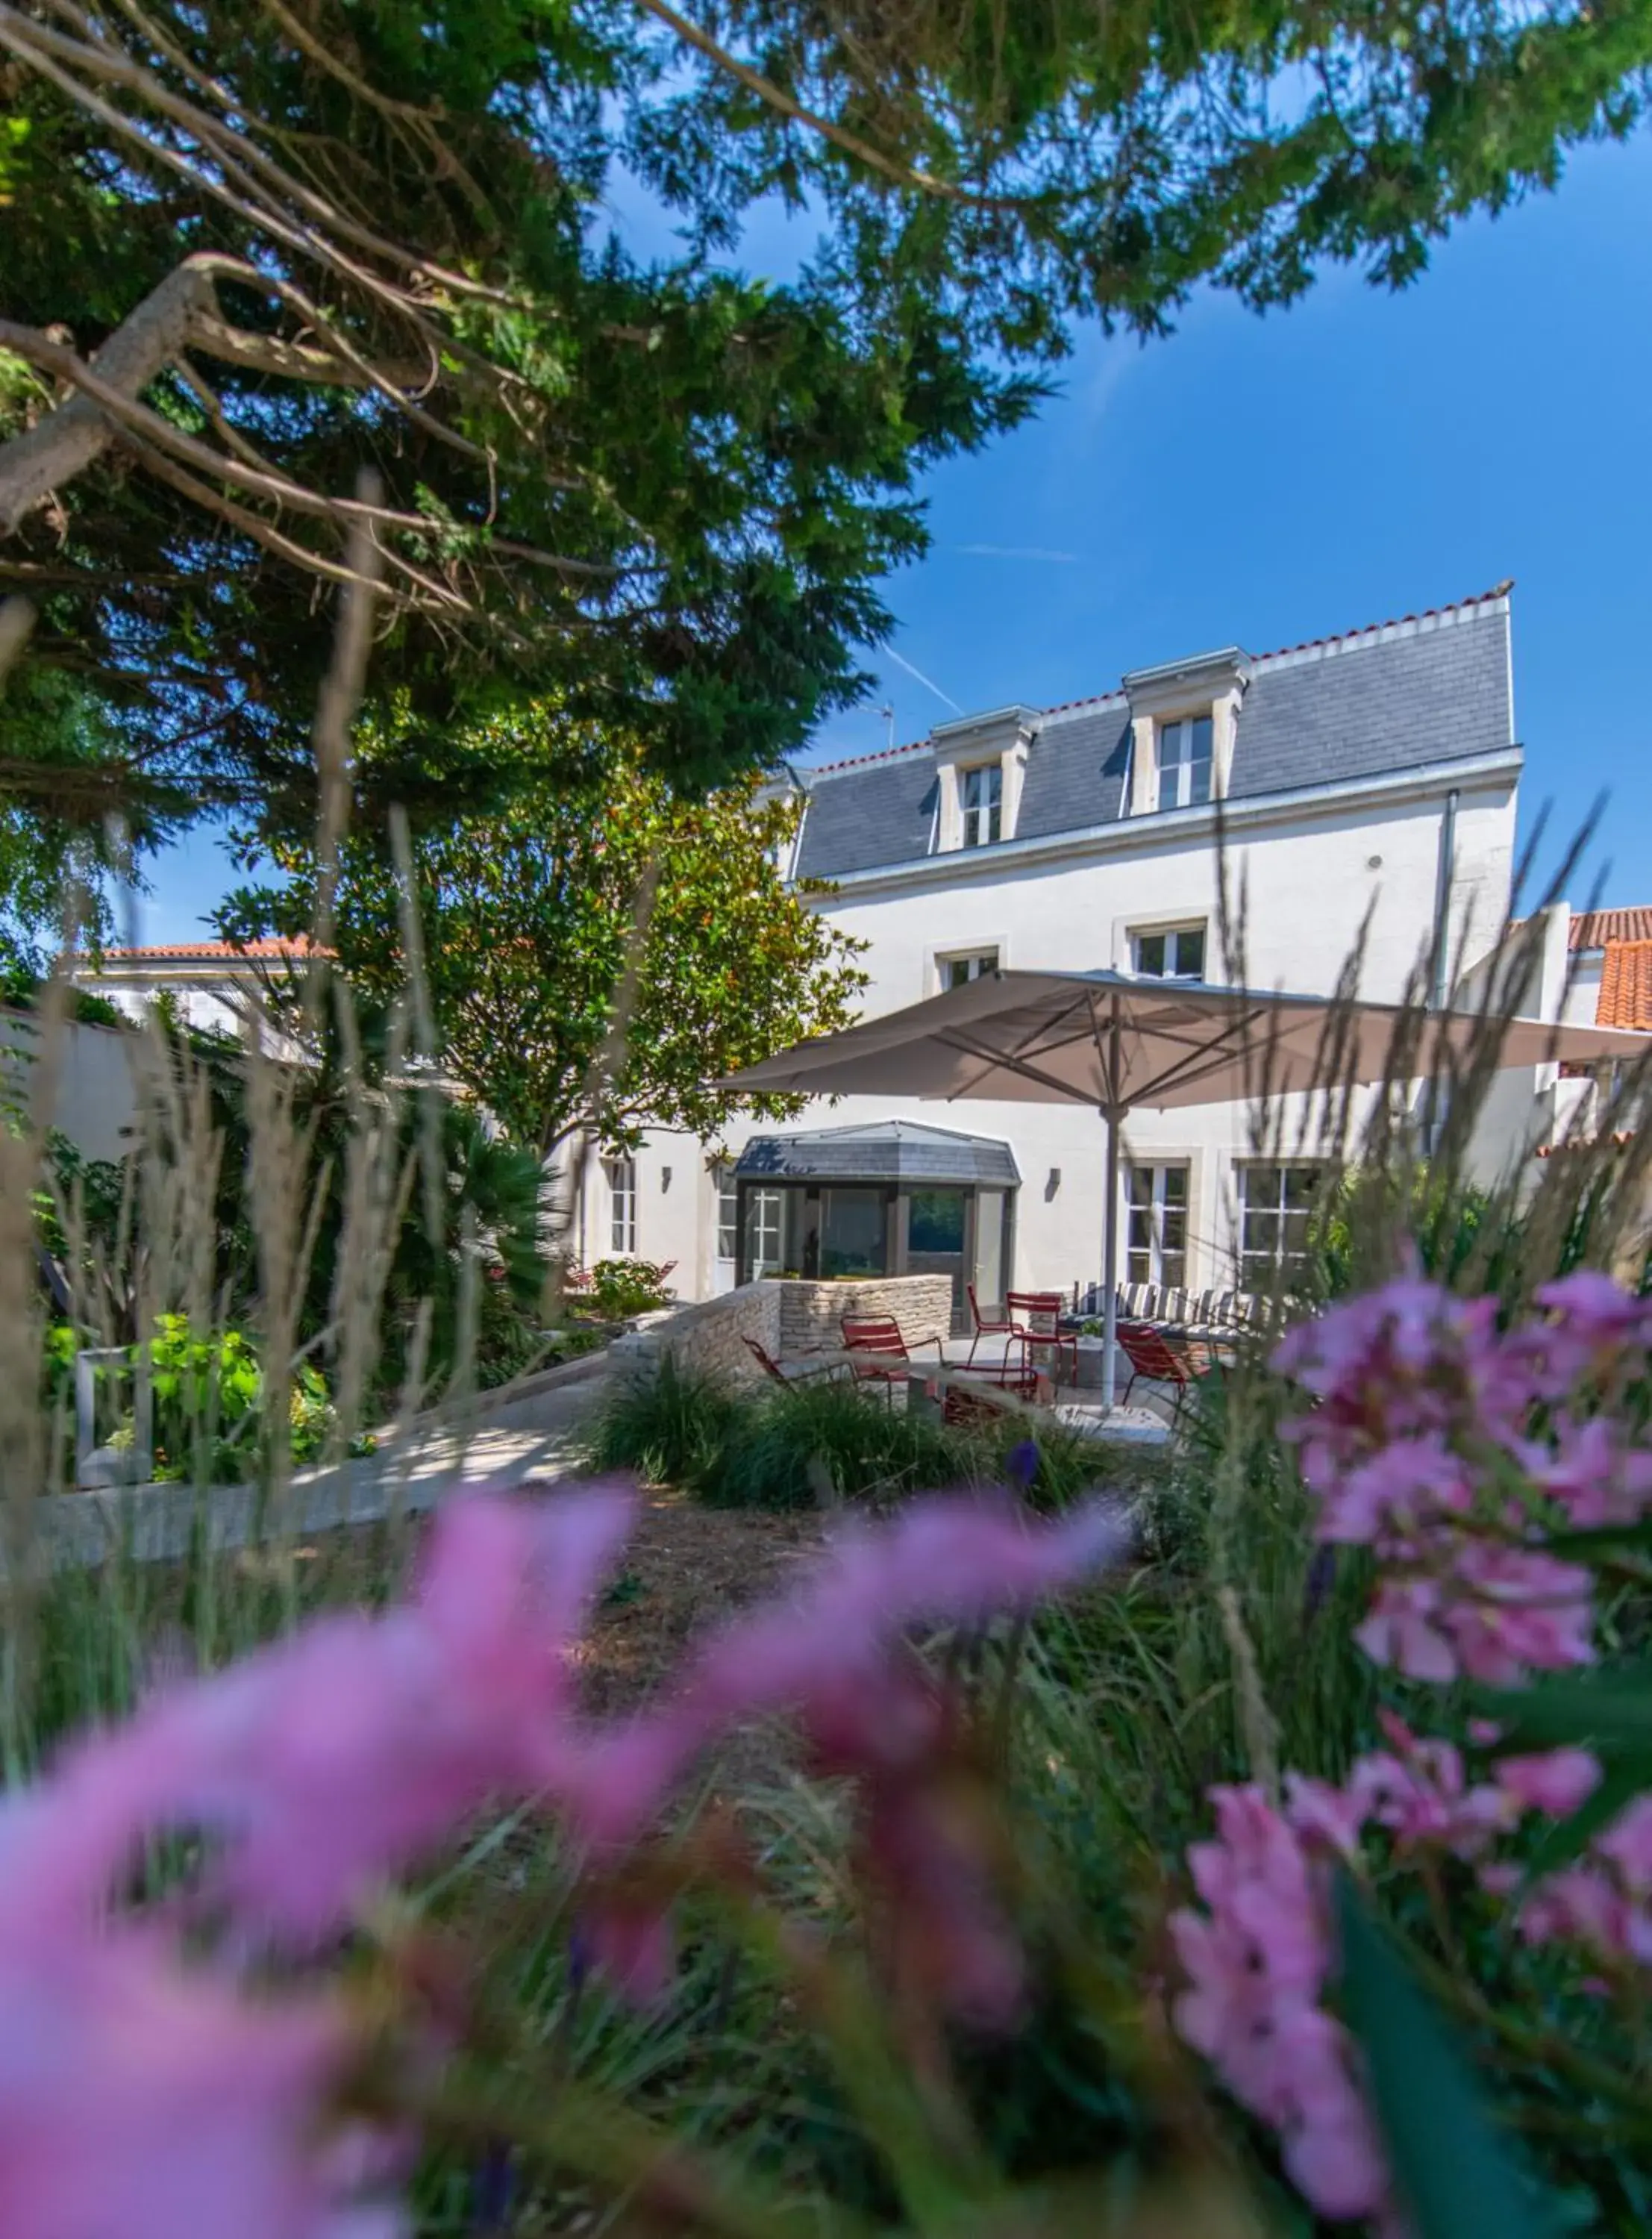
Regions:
[[221, 707, 869, 1159]]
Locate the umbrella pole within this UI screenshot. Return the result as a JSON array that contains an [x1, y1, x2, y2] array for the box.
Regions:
[[1101, 1104, 1121, 1411]]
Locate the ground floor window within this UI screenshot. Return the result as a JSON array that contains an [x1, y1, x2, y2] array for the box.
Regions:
[[1127, 1164, 1188, 1287], [604, 1154, 636, 1255], [1238, 1164, 1319, 1289], [715, 1164, 739, 1261], [744, 1187, 783, 1277]]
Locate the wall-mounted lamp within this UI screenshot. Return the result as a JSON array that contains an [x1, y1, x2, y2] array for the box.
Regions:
[[660, 1165, 673, 1192], [1045, 1166, 1062, 1201]]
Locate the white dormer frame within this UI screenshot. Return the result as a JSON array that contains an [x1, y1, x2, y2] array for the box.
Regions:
[[928, 705, 1039, 852], [1122, 647, 1250, 816]]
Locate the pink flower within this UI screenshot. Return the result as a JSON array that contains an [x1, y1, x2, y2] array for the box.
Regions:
[[1272, 2008, 1392, 2223], [1442, 1543, 1595, 1684], [1354, 1575, 1460, 1681], [1352, 1722, 1510, 1858], [1495, 1749, 1602, 1818], [1284, 1774, 1370, 1859], [1316, 1436, 1472, 1546], [6, 1487, 636, 1943], [1171, 1787, 1327, 2095], [1533, 1416, 1652, 1527], [1171, 1786, 1395, 2228], [1596, 1796, 1652, 1895], [0, 1932, 384, 2239]]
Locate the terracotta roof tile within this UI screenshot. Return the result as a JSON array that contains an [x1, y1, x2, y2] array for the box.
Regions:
[[1596, 940, 1652, 1030], [1571, 908, 1652, 952], [98, 938, 328, 962]]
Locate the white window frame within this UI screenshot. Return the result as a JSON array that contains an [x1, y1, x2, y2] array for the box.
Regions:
[[960, 762, 1002, 848], [1157, 714, 1213, 811], [604, 1154, 636, 1255], [938, 946, 999, 992], [1126, 1163, 1189, 1289], [746, 1186, 782, 1277], [1132, 922, 1207, 981], [715, 1164, 739, 1262], [1237, 1163, 1321, 1290]]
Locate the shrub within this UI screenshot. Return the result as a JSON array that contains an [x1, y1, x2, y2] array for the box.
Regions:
[[586, 1355, 745, 1491], [570, 1256, 678, 1320], [585, 1361, 1145, 1515]]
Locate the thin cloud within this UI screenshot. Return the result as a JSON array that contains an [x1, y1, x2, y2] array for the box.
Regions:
[[880, 642, 965, 716], [954, 543, 1083, 564]]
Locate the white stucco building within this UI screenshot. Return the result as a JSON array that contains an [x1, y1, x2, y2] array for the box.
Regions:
[[569, 581, 1618, 1323]]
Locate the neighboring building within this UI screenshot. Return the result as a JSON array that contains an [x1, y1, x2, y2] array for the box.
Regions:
[[71, 938, 322, 1052], [570, 581, 1617, 1320]]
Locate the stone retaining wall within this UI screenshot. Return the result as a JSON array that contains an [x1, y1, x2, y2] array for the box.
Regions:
[[643, 1274, 953, 1384], [776, 1275, 953, 1358]]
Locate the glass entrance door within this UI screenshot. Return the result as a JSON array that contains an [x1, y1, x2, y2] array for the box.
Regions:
[[906, 1188, 969, 1331]]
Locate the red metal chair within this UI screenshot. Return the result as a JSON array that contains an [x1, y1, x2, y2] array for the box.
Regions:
[[740, 1335, 842, 1389], [1007, 1290, 1079, 1388], [965, 1283, 1019, 1368], [1116, 1321, 1194, 1409], [839, 1314, 941, 1406]]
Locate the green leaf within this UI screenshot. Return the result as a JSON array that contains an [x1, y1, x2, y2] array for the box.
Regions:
[[1478, 1667, 1652, 1755], [1335, 1876, 1548, 2239], [1545, 1518, 1652, 1560]]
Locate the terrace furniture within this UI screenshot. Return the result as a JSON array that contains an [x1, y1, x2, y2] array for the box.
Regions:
[[1116, 1321, 1196, 1411], [740, 1335, 845, 1389], [840, 1314, 942, 1406], [964, 1283, 1019, 1368], [1007, 1290, 1080, 1388]]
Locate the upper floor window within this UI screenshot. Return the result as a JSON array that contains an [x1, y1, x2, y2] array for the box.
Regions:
[[1157, 715, 1213, 810], [604, 1154, 636, 1255], [940, 948, 998, 990], [1133, 925, 1207, 981], [960, 763, 1002, 848]]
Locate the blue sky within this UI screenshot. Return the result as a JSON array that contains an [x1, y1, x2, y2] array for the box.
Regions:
[[143, 126, 1652, 940]]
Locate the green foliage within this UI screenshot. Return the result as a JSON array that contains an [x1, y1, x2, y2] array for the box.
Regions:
[[222, 714, 869, 1156], [584, 1358, 1136, 1513], [574, 1257, 680, 1321]]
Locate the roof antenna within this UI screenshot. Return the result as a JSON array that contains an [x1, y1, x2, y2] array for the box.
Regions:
[[880, 703, 895, 752]]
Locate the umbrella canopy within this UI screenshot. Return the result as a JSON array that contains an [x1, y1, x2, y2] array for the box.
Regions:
[[722, 969, 1648, 1408]]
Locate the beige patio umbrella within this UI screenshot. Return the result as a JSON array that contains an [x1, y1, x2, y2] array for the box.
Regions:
[[722, 969, 1648, 1409]]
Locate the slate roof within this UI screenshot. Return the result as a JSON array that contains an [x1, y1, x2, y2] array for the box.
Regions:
[[794, 587, 1516, 882], [735, 1119, 1021, 1188], [1596, 942, 1652, 1031], [1570, 909, 1652, 952]]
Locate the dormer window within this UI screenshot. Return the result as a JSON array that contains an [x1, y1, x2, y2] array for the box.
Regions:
[[1156, 716, 1213, 810], [1123, 646, 1248, 816], [960, 763, 1002, 848], [927, 706, 1035, 853]]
